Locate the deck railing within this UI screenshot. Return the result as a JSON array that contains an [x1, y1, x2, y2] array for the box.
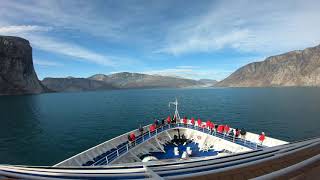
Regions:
[[2, 137, 319, 180], [91, 122, 265, 166]]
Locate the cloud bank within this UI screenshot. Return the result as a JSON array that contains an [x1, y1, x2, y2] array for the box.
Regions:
[[160, 0, 320, 55]]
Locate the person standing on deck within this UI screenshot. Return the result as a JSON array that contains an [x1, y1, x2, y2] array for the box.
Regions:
[[191, 117, 195, 127], [224, 125, 230, 135], [183, 117, 188, 126], [130, 133, 136, 146], [197, 118, 202, 129], [149, 124, 156, 136], [206, 120, 211, 130], [139, 125, 144, 136], [172, 116, 177, 124], [217, 124, 224, 134], [128, 134, 133, 147], [240, 129, 247, 140], [210, 122, 215, 133], [154, 118, 159, 127], [229, 129, 235, 136], [235, 128, 240, 138], [167, 116, 171, 124], [259, 132, 266, 145], [128, 134, 132, 142], [161, 118, 165, 126]]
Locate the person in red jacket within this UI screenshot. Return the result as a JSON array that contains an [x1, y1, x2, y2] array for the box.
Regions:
[[197, 118, 202, 127], [167, 116, 171, 124], [217, 125, 224, 133], [191, 117, 195, 127], [224, 125, 230, 134], [183, 117, 187, 125], [259, 132, 265, 144], [149, 124, 155, 133], [130, 133, 136, 146], [235, 128, 240, 138], [130, 133, 136, 141], [206, 120, 211, 128]]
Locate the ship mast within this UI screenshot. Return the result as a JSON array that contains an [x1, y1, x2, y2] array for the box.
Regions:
[[169, 98, 180, 121]]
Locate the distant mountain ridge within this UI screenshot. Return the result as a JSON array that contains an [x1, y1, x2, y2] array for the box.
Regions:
[[216, 44, 320, 87], [89, 72, 209, 88], [42, 77, 116, 92], [42, 72, 216, 92]]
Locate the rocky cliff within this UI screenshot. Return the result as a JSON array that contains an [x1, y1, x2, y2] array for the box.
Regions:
[[0, 36, 46, 95], [216, 44, 320, 87]]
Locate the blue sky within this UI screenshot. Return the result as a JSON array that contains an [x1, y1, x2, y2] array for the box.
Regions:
[[1, 0, 320, 80]]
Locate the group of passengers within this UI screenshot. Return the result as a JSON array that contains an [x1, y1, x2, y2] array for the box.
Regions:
[[181, 116, 266, 145], [127, 116, 178, 145], [128, 116, 266, 146]]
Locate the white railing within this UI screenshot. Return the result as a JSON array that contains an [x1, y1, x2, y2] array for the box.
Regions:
[[57, 120, 287, 167], [175, 123, 265, 150], [92, 123, 170, 166], [90, 122, 270, 166]]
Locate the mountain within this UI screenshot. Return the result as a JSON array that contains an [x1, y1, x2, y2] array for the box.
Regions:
[[0, 36, 47, 95], [42, 72, 211, 92], [216, 44, 320, 87], [89, 72, 205, 89], [42, 77, 116, 92]]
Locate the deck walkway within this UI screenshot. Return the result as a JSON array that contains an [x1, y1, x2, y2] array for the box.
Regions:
[[182, 139, 320, 180]]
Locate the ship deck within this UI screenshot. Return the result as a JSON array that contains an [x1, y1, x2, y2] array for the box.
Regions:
[[53, 121, 287, 167], [184, 138, 320, 180], [150, 141, 218, 160], [0, 137, 319, 179]]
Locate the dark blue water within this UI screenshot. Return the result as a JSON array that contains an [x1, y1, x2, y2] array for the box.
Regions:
[[1, 88, 320, 166]]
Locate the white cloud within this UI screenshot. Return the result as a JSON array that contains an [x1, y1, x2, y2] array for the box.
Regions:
[[0, 25, 51, 34], [0, 1, 152, 41], [176, 65, 200, 69], [0, 24, 124, 67], [160, 29, 250, 55], [34, 59, 63, 67], [160, 0, 320, 55], [27, 35, 116, 67], [2, 0, 320, 57]]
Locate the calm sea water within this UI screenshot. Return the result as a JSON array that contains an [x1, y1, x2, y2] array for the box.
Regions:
[[1, 88, 320, 166]]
